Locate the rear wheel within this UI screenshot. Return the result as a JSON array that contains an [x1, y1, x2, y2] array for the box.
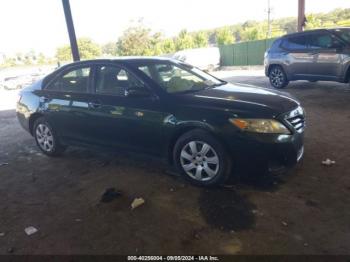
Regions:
[[33, 117, 66, 156], [173, 129, 232, 187], [269, 66, 289, 89]]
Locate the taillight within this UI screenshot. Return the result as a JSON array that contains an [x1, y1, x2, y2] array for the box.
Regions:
[[17, 94, 22, 103]]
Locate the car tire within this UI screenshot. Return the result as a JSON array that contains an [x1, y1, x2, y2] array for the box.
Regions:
[[269, 66, 289, 89], [33, 117, 66, 157], [173, 129, 232, 187]]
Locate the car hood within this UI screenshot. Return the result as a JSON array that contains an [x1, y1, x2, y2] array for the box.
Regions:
[[176, 82, 300, 118]]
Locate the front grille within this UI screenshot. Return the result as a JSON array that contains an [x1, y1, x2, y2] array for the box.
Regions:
[[285, 106, 305, 133]]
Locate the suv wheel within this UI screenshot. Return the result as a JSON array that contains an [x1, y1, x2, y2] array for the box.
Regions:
[[173, 129, 231, 187], [269, 66, 289, 89], [33, 117, 66, 156]]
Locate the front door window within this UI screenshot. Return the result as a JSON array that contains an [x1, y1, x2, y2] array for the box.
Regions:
[[95, 65, 145, 96]]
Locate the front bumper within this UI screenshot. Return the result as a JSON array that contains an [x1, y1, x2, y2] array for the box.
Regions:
[[224, 130, 304, 173], [264, 65, 269, 77]]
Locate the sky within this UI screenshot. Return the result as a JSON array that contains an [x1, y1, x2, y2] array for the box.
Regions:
[[0, 0, 349, 56]]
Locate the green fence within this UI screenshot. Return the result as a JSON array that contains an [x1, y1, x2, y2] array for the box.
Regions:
[[219, 38, 277, 66]]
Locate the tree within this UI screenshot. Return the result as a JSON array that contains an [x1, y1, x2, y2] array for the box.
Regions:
[[159, 38, 176, 54], [77, 38, 101, 59], [193, 31, 208, 48], [117, 21, 154, 56], [15, 52, 23, 62], [37, 53, 47, 65], [305, 14, 323, 29], [23, 50, 36, 65], [56, 46, 72, 61], [56, 38, 101, 61], [175, 30, 195, 51], [281, 18, 297, 34], [208, 32, 217, 45], [2, 57, 16, 67], [102, 42, 117, 56], [216, 27, 234, 45], [116, 20, 177, 56], [241, 27, 258, 41], [147, 32, 163, 56]]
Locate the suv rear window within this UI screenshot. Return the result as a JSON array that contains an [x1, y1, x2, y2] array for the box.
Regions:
[[269, 39, 282, 50], [281, 35, 308, 50], [309, 32, 344, 49]]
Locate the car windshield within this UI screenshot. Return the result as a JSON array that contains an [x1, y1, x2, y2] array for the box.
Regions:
[[332, 28, 350, 43], [136, 61, 224, 94]]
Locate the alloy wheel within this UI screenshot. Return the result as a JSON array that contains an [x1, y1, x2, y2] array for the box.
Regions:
[[270, 68, 284, 87], [35, 123, 54, 152], [180, 141, 220, 181]]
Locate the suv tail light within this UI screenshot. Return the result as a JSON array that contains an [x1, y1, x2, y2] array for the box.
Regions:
[[17, 93, 22, 103]]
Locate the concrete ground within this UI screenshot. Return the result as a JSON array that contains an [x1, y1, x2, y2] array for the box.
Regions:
[[0, 70, 350, 255]]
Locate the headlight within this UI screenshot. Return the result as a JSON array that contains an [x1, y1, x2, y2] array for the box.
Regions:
[[229, 118, 291, 134]]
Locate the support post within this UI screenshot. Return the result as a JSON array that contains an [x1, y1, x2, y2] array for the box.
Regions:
[[267, 0, 271, 38], [62, 0, 80, 61], [297, 0, 306, 32]]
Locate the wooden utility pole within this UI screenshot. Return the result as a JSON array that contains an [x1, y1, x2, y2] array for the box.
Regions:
[[297, 0, 306, 32], [267, 0, 272, 38], [62, 0, 80, 61]]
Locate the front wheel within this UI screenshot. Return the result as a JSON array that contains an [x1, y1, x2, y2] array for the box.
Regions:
[[173, 129, 232, 187], [33, 117, 66, 156], [269, 66, 289, 89]]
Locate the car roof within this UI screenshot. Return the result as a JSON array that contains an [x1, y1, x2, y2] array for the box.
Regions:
[[54, 56, 181, 71], [78, 56, 176, 64], [43, 56, 182, 85], [280, 27, 350, 39], [281, 29, 327, 38]]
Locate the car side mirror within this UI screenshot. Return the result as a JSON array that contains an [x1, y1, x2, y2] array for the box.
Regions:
[[125, 87, 151, 98]]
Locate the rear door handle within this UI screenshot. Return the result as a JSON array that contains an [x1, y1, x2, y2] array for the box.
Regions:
[[88, 101, 102, 108], [309, 51, 319, 55], [39, 96, 50, 103]]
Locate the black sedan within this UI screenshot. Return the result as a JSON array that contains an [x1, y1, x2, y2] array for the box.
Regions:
[[16, 57, 305, 186]]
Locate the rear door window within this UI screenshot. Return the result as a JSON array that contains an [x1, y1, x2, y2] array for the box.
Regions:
[[47, 67, 91, 93], [333, 29, 350, 43], [281, 35, 308, 51]]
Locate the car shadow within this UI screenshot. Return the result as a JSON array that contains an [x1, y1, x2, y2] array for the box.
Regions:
[[0, 108, 16, 118], [198, 187, 256, 232], [286, 81, 350, 91], [233, 170, 286, 192], [65, 145, 287, 193], [221, 76, 350, 92]]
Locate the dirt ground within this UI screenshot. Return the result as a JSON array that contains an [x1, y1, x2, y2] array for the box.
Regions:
[[0, 70, 350, 255]]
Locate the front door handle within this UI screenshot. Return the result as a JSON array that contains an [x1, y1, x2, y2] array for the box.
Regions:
[[88, 101, 102, 108]]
